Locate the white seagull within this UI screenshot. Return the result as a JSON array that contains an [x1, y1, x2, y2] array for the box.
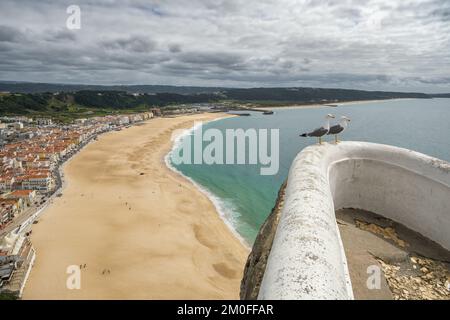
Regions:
[[327, 116, 351, 143], [300, 114, 335, 145]]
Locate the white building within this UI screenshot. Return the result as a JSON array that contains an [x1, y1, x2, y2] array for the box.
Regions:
[[36, 118, 53, 126]]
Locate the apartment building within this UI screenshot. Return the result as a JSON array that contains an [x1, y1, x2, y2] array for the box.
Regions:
[[18, 174, 53, 192]]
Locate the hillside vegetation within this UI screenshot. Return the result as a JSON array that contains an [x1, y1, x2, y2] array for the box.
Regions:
[[0, 83, 440, 122]]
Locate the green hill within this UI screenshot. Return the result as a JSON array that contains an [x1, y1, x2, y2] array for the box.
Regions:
[[0, 82, 442, 123]]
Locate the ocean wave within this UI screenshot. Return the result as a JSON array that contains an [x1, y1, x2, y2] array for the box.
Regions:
[[164, 117, 251, 249]]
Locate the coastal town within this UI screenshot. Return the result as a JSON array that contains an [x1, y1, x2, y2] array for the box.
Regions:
[[0, 110, 158, 298]]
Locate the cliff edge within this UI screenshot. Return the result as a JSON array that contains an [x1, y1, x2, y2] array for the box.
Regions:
[[244, 142, 450, 300], [240, 181, 286, 300]]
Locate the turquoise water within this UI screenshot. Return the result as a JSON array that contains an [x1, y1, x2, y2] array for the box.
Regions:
[[170, 98, 450, 245]]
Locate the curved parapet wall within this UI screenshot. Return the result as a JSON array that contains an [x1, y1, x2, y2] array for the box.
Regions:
[[258, 141, 450, 300]]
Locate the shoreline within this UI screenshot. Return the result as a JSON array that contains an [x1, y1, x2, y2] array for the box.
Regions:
[[257, 98, 415, 110], [163, 116, 251, 249], [23, 113, 249, 299]]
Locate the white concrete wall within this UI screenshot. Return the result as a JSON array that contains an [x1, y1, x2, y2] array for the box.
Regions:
[[258, 141, 450, 300]]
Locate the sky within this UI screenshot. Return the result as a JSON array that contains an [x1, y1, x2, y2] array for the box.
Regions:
[[0, 0, 449, 93]]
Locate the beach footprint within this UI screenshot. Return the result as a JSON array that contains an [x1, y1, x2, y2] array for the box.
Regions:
[[177, 198, 197, 214], [212, 262, 238, 279], [192, 224, 217, 250]]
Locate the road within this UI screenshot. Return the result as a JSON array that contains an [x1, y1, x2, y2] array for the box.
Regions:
[[0, 127, 123, 239]]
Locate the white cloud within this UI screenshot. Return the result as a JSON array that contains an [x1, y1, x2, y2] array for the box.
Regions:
[[0, 0, 449, 92]]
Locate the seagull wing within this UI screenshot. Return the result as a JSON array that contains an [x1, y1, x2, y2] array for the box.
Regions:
[[327, 124, 344, 135], [303, 126, 328, 137]]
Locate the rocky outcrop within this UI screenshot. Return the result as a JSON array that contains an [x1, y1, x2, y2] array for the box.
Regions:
[[240, 181, 286, 300]]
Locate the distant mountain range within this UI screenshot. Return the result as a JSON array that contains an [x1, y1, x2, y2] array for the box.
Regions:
[[1, 81, 447, 99], [431, 93, 450, 98], [0, 81, 448, 121], [0, 81, 223, 95]]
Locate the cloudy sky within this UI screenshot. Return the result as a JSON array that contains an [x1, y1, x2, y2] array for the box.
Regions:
[[0, 0, 449, 92]]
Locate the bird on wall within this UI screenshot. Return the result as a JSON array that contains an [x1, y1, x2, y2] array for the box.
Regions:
[[300, 114, 335, 145], [328, 116, 351, 143]]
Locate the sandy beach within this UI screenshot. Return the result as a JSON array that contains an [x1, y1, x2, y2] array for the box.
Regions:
[[257, 98, 414, 110], [23, 113, 249, 300]]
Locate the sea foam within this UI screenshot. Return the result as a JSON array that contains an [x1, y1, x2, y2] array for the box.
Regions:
[[164, 117, 251, 249]]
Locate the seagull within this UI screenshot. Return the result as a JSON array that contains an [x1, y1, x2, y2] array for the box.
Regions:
[[300, 114, 335, 144], [328, 116, 351, 143]]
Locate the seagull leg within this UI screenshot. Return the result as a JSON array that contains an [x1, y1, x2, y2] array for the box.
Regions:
[[335, 134, 341, 144], [335, 135, 338, 144], [319, 136, 322, 145]]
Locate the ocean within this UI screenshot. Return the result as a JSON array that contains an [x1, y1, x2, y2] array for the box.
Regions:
[[168, 98, 450, 245]]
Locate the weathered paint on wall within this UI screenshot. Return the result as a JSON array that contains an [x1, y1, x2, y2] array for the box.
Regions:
[[258, 142, 450, 300]]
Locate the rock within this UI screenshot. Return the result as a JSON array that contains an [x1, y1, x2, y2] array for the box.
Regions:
[[240, 181, 287, 300], [420, 267, 429, 273], [424, 273, 434, 280], [355, 221, 407, 247]]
